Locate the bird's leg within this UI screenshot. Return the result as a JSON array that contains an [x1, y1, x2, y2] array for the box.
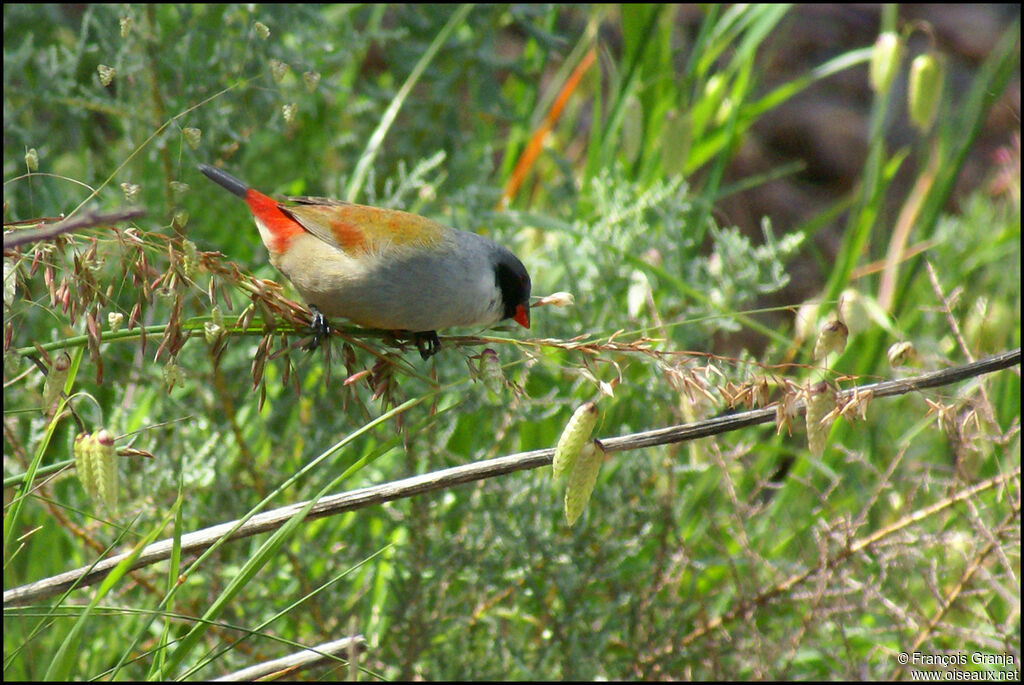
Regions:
[[412, 331, 442, 360], [304, 306, 332, 351]]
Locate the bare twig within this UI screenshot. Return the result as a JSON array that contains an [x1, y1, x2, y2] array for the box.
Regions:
[[3, 347, 1019, 607], [212, 636, 367, 681], [3, 208, 146, 249]]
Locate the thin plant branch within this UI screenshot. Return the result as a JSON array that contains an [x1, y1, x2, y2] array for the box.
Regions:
[[212, 636, 367, 682], [3, 347, 1019, 607], [3, 208, 146, 249]]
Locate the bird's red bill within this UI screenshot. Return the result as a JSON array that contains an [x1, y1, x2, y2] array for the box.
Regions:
[[514, 304, 530, 329]]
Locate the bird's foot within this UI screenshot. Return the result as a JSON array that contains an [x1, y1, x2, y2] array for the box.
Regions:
[[304, 306, 332, 351], [412, 331, 441, 360]]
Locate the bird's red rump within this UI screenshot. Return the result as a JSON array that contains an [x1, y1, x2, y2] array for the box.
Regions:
[[244, 188, 304, 253]]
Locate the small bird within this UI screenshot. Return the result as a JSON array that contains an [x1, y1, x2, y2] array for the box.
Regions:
[[198, 164, 531, 359]]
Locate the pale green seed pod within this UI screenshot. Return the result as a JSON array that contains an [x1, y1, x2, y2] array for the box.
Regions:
[[182, 239, 198, 279], [303, 71, 321, 92], [171, 209, 189, 232], [97, 64, 115, 87], [838, 288, 879, 337], [120, 182, 140, 202], [887, 341, 917, 367], [535, 291, 575, 308], [94, 430, 118, 510], [42, 352, 71, 414], [552, 402, 599, 480], [202, 319, 221, 341], [3, 258, 17, 308], [908, 53, 943, 133], [170, 181, 190, 200], [108, 311, 124, 333], [73, 433, 98, 501], [25, 148, 38, 172], [254, 21, 270, 39], [183, 127, 202, 150], [163, 360, 181, 390], [813, 318, 849, 361], [805, 382, 836, 458], [478, 348, 504, 397], [204, 321, 222, 345], [269, 59, 289, 83], [870, 32, 901, 93], [564, 440, 605, 527], [282, 103, 297, 124]]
